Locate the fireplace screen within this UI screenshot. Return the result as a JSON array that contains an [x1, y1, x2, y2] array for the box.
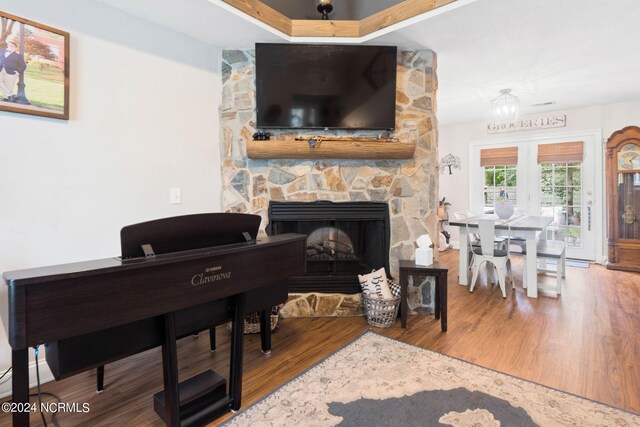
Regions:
[[307, 226, 357, 264], [267, 201, 390, 294]]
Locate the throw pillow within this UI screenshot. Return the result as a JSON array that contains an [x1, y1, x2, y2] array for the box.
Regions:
[[358, 267, 393, 300]]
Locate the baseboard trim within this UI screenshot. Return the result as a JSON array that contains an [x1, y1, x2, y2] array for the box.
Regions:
[[0, 360, 54, 399]]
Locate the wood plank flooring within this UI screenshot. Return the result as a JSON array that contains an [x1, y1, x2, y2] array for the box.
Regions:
[[1, 250, 638, 426]]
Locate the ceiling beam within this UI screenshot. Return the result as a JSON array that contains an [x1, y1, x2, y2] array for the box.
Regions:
[[290, 20, 360, 38], [222, 0, 291, 35], [360, 0, 456, 36]]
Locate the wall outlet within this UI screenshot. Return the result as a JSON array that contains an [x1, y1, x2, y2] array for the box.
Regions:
[[170, 188, 181, 204]]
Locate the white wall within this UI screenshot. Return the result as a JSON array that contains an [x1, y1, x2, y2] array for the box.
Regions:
[[0, 0, 223, 387], [439, 100, 640, 249]]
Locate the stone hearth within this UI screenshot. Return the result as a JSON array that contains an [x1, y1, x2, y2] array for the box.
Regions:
[[280, 293, 364, 318], [220, 49, 439, 317]]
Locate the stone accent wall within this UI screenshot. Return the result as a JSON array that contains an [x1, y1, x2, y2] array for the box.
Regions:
[[220, 49, 439, 316]]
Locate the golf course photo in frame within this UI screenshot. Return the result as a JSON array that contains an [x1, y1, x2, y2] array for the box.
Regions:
[[0, 11, 69, 120]]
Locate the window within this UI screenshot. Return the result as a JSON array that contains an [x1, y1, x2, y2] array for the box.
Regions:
[[540, 163, 582, 247], [483, 165, 517, 213], [480, 146, 518, 213]]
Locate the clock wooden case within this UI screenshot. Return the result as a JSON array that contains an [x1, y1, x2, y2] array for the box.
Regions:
[[606, 126, 640, 272]]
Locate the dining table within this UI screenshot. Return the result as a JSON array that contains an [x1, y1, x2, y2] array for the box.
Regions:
[[449, 214, 553, 298]]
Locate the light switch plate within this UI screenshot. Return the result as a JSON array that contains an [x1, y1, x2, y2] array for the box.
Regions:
[[170, 188, 181, 204]]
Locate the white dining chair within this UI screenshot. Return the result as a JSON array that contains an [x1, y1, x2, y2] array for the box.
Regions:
[[468, 219, 513, 298]]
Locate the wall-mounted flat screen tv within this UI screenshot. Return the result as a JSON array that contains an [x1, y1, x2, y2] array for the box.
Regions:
[[255, 43, 397, 130]]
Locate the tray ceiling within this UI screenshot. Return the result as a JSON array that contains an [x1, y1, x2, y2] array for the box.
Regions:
[[260, 0, 405, 21], [222, 0, 457, 38]]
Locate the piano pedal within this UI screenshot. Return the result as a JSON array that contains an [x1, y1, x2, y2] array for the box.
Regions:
[[154, 370, 228, 422]]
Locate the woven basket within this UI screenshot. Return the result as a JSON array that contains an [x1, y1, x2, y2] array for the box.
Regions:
[[242, 311, 279, 334], [227, 307, 280, 335], [362, 293, 400, 328]]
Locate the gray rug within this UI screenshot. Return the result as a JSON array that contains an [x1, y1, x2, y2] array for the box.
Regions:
[[223, 331, 638, 426]]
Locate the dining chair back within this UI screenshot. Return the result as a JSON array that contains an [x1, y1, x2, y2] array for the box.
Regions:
[[477, 219, 497, 256]]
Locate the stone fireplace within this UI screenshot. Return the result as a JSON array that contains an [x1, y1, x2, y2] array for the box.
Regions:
[[220, 48, 439, 317]]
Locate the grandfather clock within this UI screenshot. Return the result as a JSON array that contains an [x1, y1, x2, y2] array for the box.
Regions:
[[606, 126, 640, 272]]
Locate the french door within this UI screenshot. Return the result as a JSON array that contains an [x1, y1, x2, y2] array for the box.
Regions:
[[470, 131, 601, 261], [531, 159, 596, 260]]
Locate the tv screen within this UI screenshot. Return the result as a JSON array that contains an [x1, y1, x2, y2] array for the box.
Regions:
[[255, 43, 397, 130]]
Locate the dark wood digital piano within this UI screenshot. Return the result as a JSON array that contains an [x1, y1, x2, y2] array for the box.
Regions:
[[1, 213, 306, 426]]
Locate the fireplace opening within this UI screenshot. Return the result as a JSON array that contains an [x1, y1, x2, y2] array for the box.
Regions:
[[267, 201, 390, 294]]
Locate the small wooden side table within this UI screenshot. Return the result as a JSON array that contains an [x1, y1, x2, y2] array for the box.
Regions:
[[398, 260, 448, 332]]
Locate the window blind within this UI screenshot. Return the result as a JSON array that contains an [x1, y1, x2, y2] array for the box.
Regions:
[[480, 147, 518, 167], [537, 141, 584, 164]]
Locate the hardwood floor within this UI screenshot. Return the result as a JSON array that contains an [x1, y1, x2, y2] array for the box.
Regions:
[[1, 250, 638, 426]]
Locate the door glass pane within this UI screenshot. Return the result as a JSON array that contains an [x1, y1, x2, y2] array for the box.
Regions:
[[568, 165, 581, 186], [566, 226, 582, 247], [571, 188, 582, 205], [541, 188, 553, 207], [567, 207, 581, 226], [540, 162, 583, 247], [541, 206, 555, 218], [553, 166, 567, 187], [554, 192, 567, 206]]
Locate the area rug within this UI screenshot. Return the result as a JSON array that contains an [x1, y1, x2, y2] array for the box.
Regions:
[[222, 331, 638, 426]]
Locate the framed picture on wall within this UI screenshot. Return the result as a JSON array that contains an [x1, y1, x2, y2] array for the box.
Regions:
[[0, 11, 69, 120]]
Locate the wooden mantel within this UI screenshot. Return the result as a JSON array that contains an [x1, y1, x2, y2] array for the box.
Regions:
[[246, 139, 416, 159]]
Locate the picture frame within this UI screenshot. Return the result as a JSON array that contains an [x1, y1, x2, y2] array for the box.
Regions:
[[0, 11, 69, 120]]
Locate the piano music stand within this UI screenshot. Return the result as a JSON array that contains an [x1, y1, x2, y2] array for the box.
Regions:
[[95, 213, 265, 392], [121, 213, 276, 354]]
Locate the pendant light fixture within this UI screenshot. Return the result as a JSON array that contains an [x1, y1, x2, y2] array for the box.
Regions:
[[491, 89, 520, 122], [317, 0, 333, 20]]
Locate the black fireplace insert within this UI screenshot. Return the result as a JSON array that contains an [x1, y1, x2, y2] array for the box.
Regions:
[[267, 200, 390, 294]]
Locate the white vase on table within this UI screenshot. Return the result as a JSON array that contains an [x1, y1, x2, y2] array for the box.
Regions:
[[494, 200, 514, 219]]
